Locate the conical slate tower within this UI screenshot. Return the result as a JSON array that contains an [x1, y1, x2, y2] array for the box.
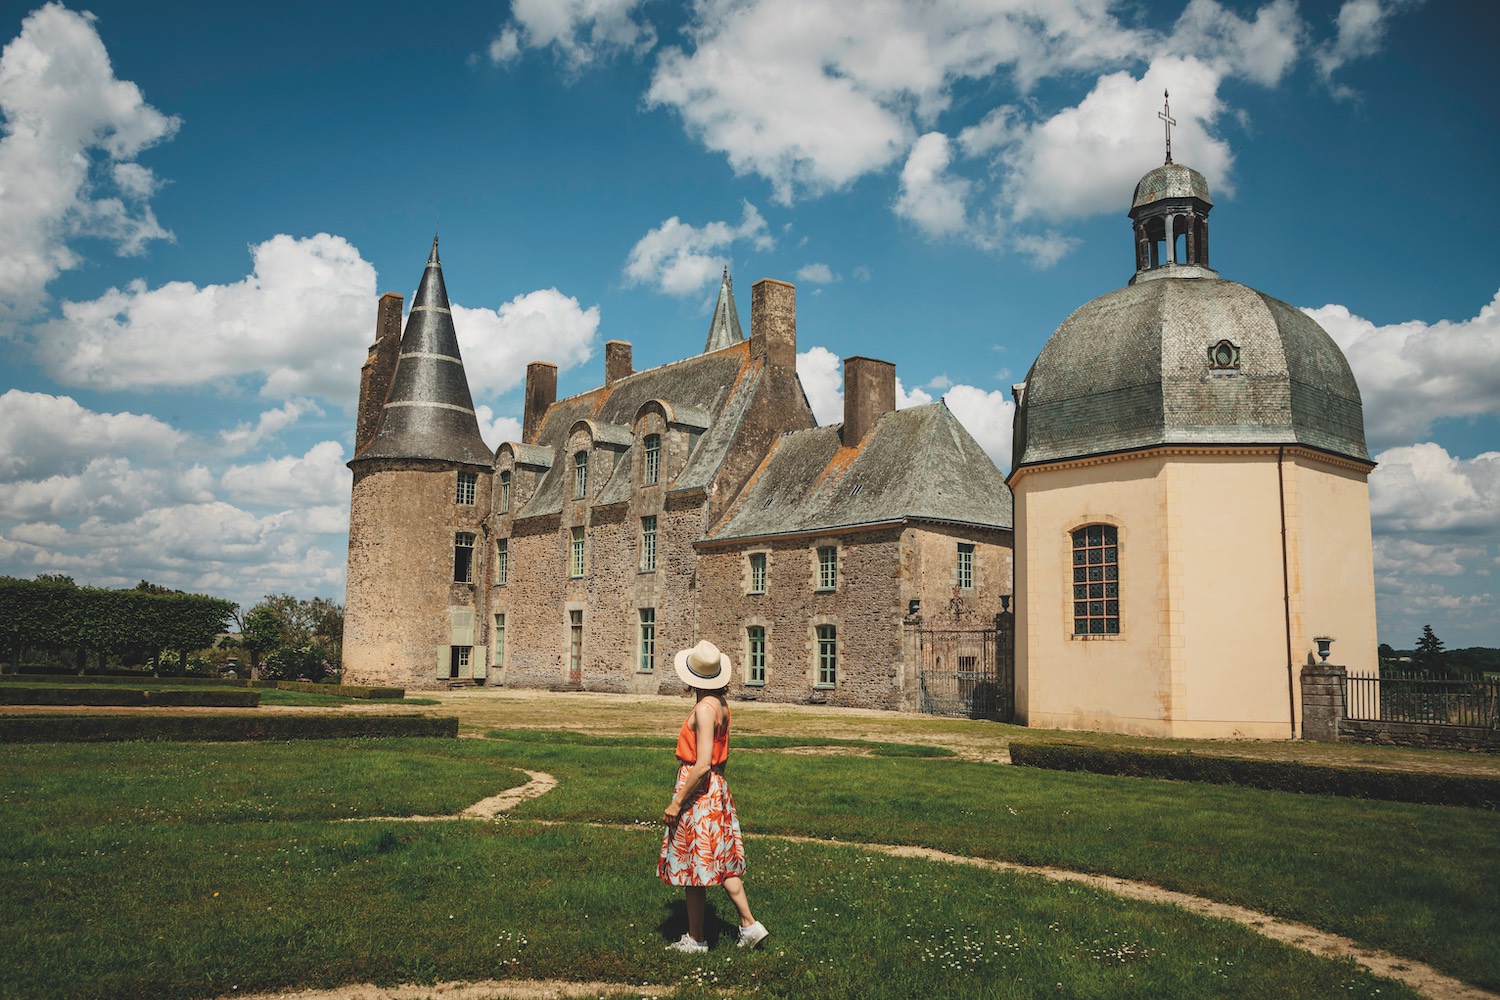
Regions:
[[703, 268, 744, 353], [360, 237, 492, 466]]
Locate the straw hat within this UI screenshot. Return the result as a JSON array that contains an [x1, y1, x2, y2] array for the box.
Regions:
[[673, 639, 732, 690]]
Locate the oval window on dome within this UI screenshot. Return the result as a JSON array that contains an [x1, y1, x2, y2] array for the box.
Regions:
[[1208, 339, 1240, 371]]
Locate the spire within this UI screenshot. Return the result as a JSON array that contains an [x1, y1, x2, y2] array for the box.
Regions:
[[357, 236, 493, 466], [703, 267, 745, 353], [1159, 90, 1176, 165]]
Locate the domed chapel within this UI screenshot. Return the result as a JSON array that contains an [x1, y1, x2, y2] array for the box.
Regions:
[[1007, 97, 1378, 738]]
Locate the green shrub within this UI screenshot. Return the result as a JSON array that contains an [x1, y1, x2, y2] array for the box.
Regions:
[[0, 687, 259, 707], [0, 673, 248, 686], [268, 680, 405, 699], [1009, 740, 1500, 809], [0, 713, 456, 743]]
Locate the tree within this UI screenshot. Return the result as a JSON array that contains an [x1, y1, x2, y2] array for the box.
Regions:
[[1414, 625, 1446, 674], [235, 594, 344, 681]]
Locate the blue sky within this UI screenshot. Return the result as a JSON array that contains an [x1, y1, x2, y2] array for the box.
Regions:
[[0, 0, 1496, 649]]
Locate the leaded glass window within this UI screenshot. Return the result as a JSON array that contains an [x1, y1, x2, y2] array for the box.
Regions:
[[1071, 525, 1119, 635]]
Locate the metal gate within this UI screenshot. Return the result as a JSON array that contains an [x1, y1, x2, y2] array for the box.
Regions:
[[916, 613, 1014, 721]]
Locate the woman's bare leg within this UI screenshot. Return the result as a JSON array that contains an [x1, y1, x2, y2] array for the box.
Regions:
[[721, 876, 755, 927], [684, 886, 707, 941]]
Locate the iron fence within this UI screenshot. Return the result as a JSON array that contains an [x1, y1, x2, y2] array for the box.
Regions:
[[915, 618, 1013, 721], [1345, 671, 1500, 728]]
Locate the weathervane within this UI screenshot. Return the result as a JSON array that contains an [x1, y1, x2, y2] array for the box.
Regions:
[[1159, 90, 1176, 164]]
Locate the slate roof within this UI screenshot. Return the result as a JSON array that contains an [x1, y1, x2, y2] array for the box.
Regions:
[[1132, 162, 1213, 210], [1014, 277, 1369, 467], [356, 238, 493, 467], [514, 342, 758, 518], [703, 270, 745, 353], [708, 402, 1013, 542]]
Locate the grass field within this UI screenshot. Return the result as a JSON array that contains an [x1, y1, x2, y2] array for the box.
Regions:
[[2, 692, 1496, 999]]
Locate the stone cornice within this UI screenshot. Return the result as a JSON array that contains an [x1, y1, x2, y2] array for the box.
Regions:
[[1007, 443, 1375, 486]]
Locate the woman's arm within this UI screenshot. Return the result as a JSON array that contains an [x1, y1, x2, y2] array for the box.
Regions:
[[663, 700, 717, 825]]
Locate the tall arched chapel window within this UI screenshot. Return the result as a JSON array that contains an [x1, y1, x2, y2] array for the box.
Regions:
[[1071, 525, 1119, 635]]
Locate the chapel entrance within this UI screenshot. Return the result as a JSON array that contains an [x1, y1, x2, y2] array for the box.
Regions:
[[915, 611, 1014, 721]]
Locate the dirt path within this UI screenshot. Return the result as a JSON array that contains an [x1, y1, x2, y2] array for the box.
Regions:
[[227, 979, 667, 999]]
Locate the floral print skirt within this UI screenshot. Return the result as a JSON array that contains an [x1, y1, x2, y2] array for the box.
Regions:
[[658, 764, 746, 887]]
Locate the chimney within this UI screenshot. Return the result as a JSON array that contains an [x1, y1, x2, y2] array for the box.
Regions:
[[522, 361, 558, 444], [355, 292, 404, 455], [750, 279, 796, 369], [842, 356, 896, 447], [605, 340, 633, 386]]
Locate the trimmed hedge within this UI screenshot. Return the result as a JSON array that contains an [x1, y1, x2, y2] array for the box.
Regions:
[[0, 687, 259, 707], [0, 673, 247, 686], [0, 713, 457, 743], [262, 680, 405, 700], [1009, 740, 1500, 810]]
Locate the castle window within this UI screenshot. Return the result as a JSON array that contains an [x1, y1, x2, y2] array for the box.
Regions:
[[570, 526, 585, 578], [817, 546, 838, 591], [569, 609, 583, 673], [749, 552, 767, 594], [638, 608, 656, 672], [957, 543, 974, 590], [816, 624, 837, 687], [449, 645, 471, 678], [456, 472, 476, 505], [499, 471, 511, 513], [574, 452, 588, 499], [453, 532, 475, 584], [641, 515, 657, 572], [1071, 525, 1120, 635], [643, 434, 661, 485], [495, 539, 508, 586], [747, 626, 766, 685], [493, 613, 506, 668]]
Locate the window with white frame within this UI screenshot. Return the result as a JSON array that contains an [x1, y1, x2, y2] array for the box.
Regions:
[[816, 624, 837, 686], [495, 539, 508, 585], [817, 546, 838, 591], [749, 552, 767, 594], [453, 532, 475, 584], [574, 452, 589, 499], [747, 626, 766, 685], [957, 542, 974, 590], [641, 515, 658, 571], [643, 434, 661, 485], [1072, 524, 1120, 635], [449, 645, 471, 678], [456, 471, 477, 505], [638, 608, 656, 672], [493, 613, 506, 667], [498, 470, 511, 513], [570, 526, 585, 577]]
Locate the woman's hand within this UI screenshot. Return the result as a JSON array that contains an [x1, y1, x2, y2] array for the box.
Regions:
[[663, 801, 681, 826]]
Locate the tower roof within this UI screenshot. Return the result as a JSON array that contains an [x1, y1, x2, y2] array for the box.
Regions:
[[1131, 162, 1214, 212], [703, 268, 745, 353], [356, 237, 493, 467]]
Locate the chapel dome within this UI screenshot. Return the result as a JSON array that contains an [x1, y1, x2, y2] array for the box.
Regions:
[[1011, 277, 1369, 468], [1132, 162, 1213, 211]]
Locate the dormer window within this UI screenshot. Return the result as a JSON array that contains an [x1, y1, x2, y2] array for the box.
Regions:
[[643, 434, 661, 486], [498, 470, 511, 513], [574, 452, 588, 499]]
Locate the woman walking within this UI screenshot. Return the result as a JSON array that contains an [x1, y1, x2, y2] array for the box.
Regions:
[[659, 639, 769, 953]]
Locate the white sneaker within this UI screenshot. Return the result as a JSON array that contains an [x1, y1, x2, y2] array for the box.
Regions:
[[738, 921, 769, 949], [667, 933, 708, 953]]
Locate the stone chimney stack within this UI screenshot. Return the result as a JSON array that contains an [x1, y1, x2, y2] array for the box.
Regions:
[[750, 279, 796, 369], [842, 356, 896, 447], [523, 361, 558, 444], [605, 340, 633, 386], [355, 292, 404, 455]]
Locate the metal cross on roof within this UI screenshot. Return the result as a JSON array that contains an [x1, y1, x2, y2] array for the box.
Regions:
[[1159, 90, 1176, 164]]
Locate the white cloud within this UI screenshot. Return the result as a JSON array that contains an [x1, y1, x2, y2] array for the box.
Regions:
[[0, 389, 184, 478], [487, 0, 655, 70], [1305, 289, 1500, 452], [454, 288, 600, 399], [1369, 443, 1500, 537], [895, 132, 973, 240], [474, 407, 524, 451], [624, 202, 771, 296], [0, 3, 179, 322], [796, 346, 843, 426], [219, 440, 350, 508], [1169, 0, 1304, 87], [33, 233, 377, 404], [1314, 0, 1417, 98], [943, 384, 1016, 472], [219, 398, 323, 456], [796, 263, 838, 284]]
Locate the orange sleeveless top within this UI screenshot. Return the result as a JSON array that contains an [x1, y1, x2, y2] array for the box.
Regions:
[[675, 703, 730, 765]]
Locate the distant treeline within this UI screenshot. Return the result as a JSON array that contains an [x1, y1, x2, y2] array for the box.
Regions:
[[1381, 645, 1500, 677], [0, 576, 236, 674]]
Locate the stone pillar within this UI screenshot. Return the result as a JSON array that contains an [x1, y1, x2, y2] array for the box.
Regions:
[[1300, 663, 1347, 742], [1165, 213, 1178, 264]]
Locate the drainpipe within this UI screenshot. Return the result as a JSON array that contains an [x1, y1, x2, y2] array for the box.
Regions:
[[1278, 446, 1296, 739]]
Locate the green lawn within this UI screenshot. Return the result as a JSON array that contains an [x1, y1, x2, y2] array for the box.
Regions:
[[1, 734, 1492, 999]]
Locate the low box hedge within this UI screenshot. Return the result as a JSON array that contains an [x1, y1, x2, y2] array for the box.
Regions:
[[0, 713, 457, 743], [1009, 740, 1500, 810], [246, 680, 405, 700], [0, 673, 246, 686], [0, 687, 259, 708]]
